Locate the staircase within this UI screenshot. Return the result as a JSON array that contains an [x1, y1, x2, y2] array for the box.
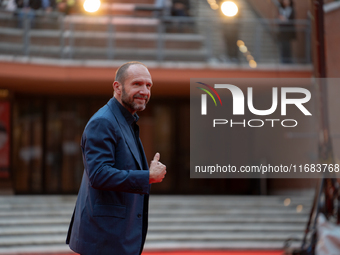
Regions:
[[193, 0, 281, 64], [0, 195, 312, 254], [0, 0, 209, 62]]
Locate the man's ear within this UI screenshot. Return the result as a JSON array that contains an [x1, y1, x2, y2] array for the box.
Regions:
[[113, 81, 122, 95]]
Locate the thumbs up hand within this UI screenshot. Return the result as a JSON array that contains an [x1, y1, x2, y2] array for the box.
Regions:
[[153, 152, 160, 162], [149, 152, 166, 184]]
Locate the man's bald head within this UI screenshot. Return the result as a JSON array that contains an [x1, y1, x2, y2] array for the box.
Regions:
[[115, 61, 148, 86]]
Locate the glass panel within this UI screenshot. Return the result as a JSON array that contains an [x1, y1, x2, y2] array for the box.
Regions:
[[12, 99, 43, 193], [45, 99, 90, 193]]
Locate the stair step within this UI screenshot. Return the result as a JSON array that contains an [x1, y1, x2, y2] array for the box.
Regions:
[[0, 224, 306, 236], [0, 232, 303, 246], [0, 245, 71, 254], [0, 195, 312, 252], [144, 240, 301, 250], [0, 208, 309, 217]]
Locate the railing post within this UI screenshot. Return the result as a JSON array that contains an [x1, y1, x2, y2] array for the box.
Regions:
[[107, 16, 115, 60], [22, 10, 30, 56], [305, 20, 312, 64], [253, 20, 263, 63], [69, 21, 74, 59], [157, 17, 164, 62], [59, 14, 65, 59], [205, 17, 213, 61]]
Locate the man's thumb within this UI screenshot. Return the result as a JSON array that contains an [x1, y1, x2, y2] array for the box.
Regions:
[[153, 152, 160, 162]]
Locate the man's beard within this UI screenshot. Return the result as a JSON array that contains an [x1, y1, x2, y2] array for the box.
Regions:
[[121, 86, 149, 112]]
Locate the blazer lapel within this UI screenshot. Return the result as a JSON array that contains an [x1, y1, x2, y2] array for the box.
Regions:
[[138, 137, 149, 170], [107, 98, 143, 170]]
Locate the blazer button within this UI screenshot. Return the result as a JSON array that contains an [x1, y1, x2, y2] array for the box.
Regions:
[[137, 213, 142, 218]]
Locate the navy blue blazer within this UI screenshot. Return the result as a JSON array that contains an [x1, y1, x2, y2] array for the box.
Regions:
[[66, 98, 150, 255]]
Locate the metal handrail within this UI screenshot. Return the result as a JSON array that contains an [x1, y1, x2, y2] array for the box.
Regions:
[[0, 11, 312, 64]]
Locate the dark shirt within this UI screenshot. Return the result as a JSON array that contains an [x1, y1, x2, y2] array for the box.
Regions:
[[113, 97, 144, 167]]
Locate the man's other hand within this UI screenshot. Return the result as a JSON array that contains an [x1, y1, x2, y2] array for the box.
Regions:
[[149, 152, 166, 184]]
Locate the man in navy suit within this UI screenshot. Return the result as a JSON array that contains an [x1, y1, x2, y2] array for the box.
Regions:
[[66, 61, 167, 255]]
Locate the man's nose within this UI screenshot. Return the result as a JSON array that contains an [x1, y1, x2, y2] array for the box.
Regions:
[[139, 85, 149, 95]]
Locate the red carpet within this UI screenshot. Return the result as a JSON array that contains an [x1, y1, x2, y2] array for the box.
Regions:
[[21, 251, 284, 255], [7, 251, 284, 255], [143, 252, 284, 255]]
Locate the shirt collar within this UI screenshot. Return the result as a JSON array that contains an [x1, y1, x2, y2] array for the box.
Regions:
[[113, 97, 139, 125]]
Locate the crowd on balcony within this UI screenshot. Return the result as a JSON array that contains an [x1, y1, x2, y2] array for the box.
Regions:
[[0, 0, 190, 16], [1, 0, 77, 14]]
